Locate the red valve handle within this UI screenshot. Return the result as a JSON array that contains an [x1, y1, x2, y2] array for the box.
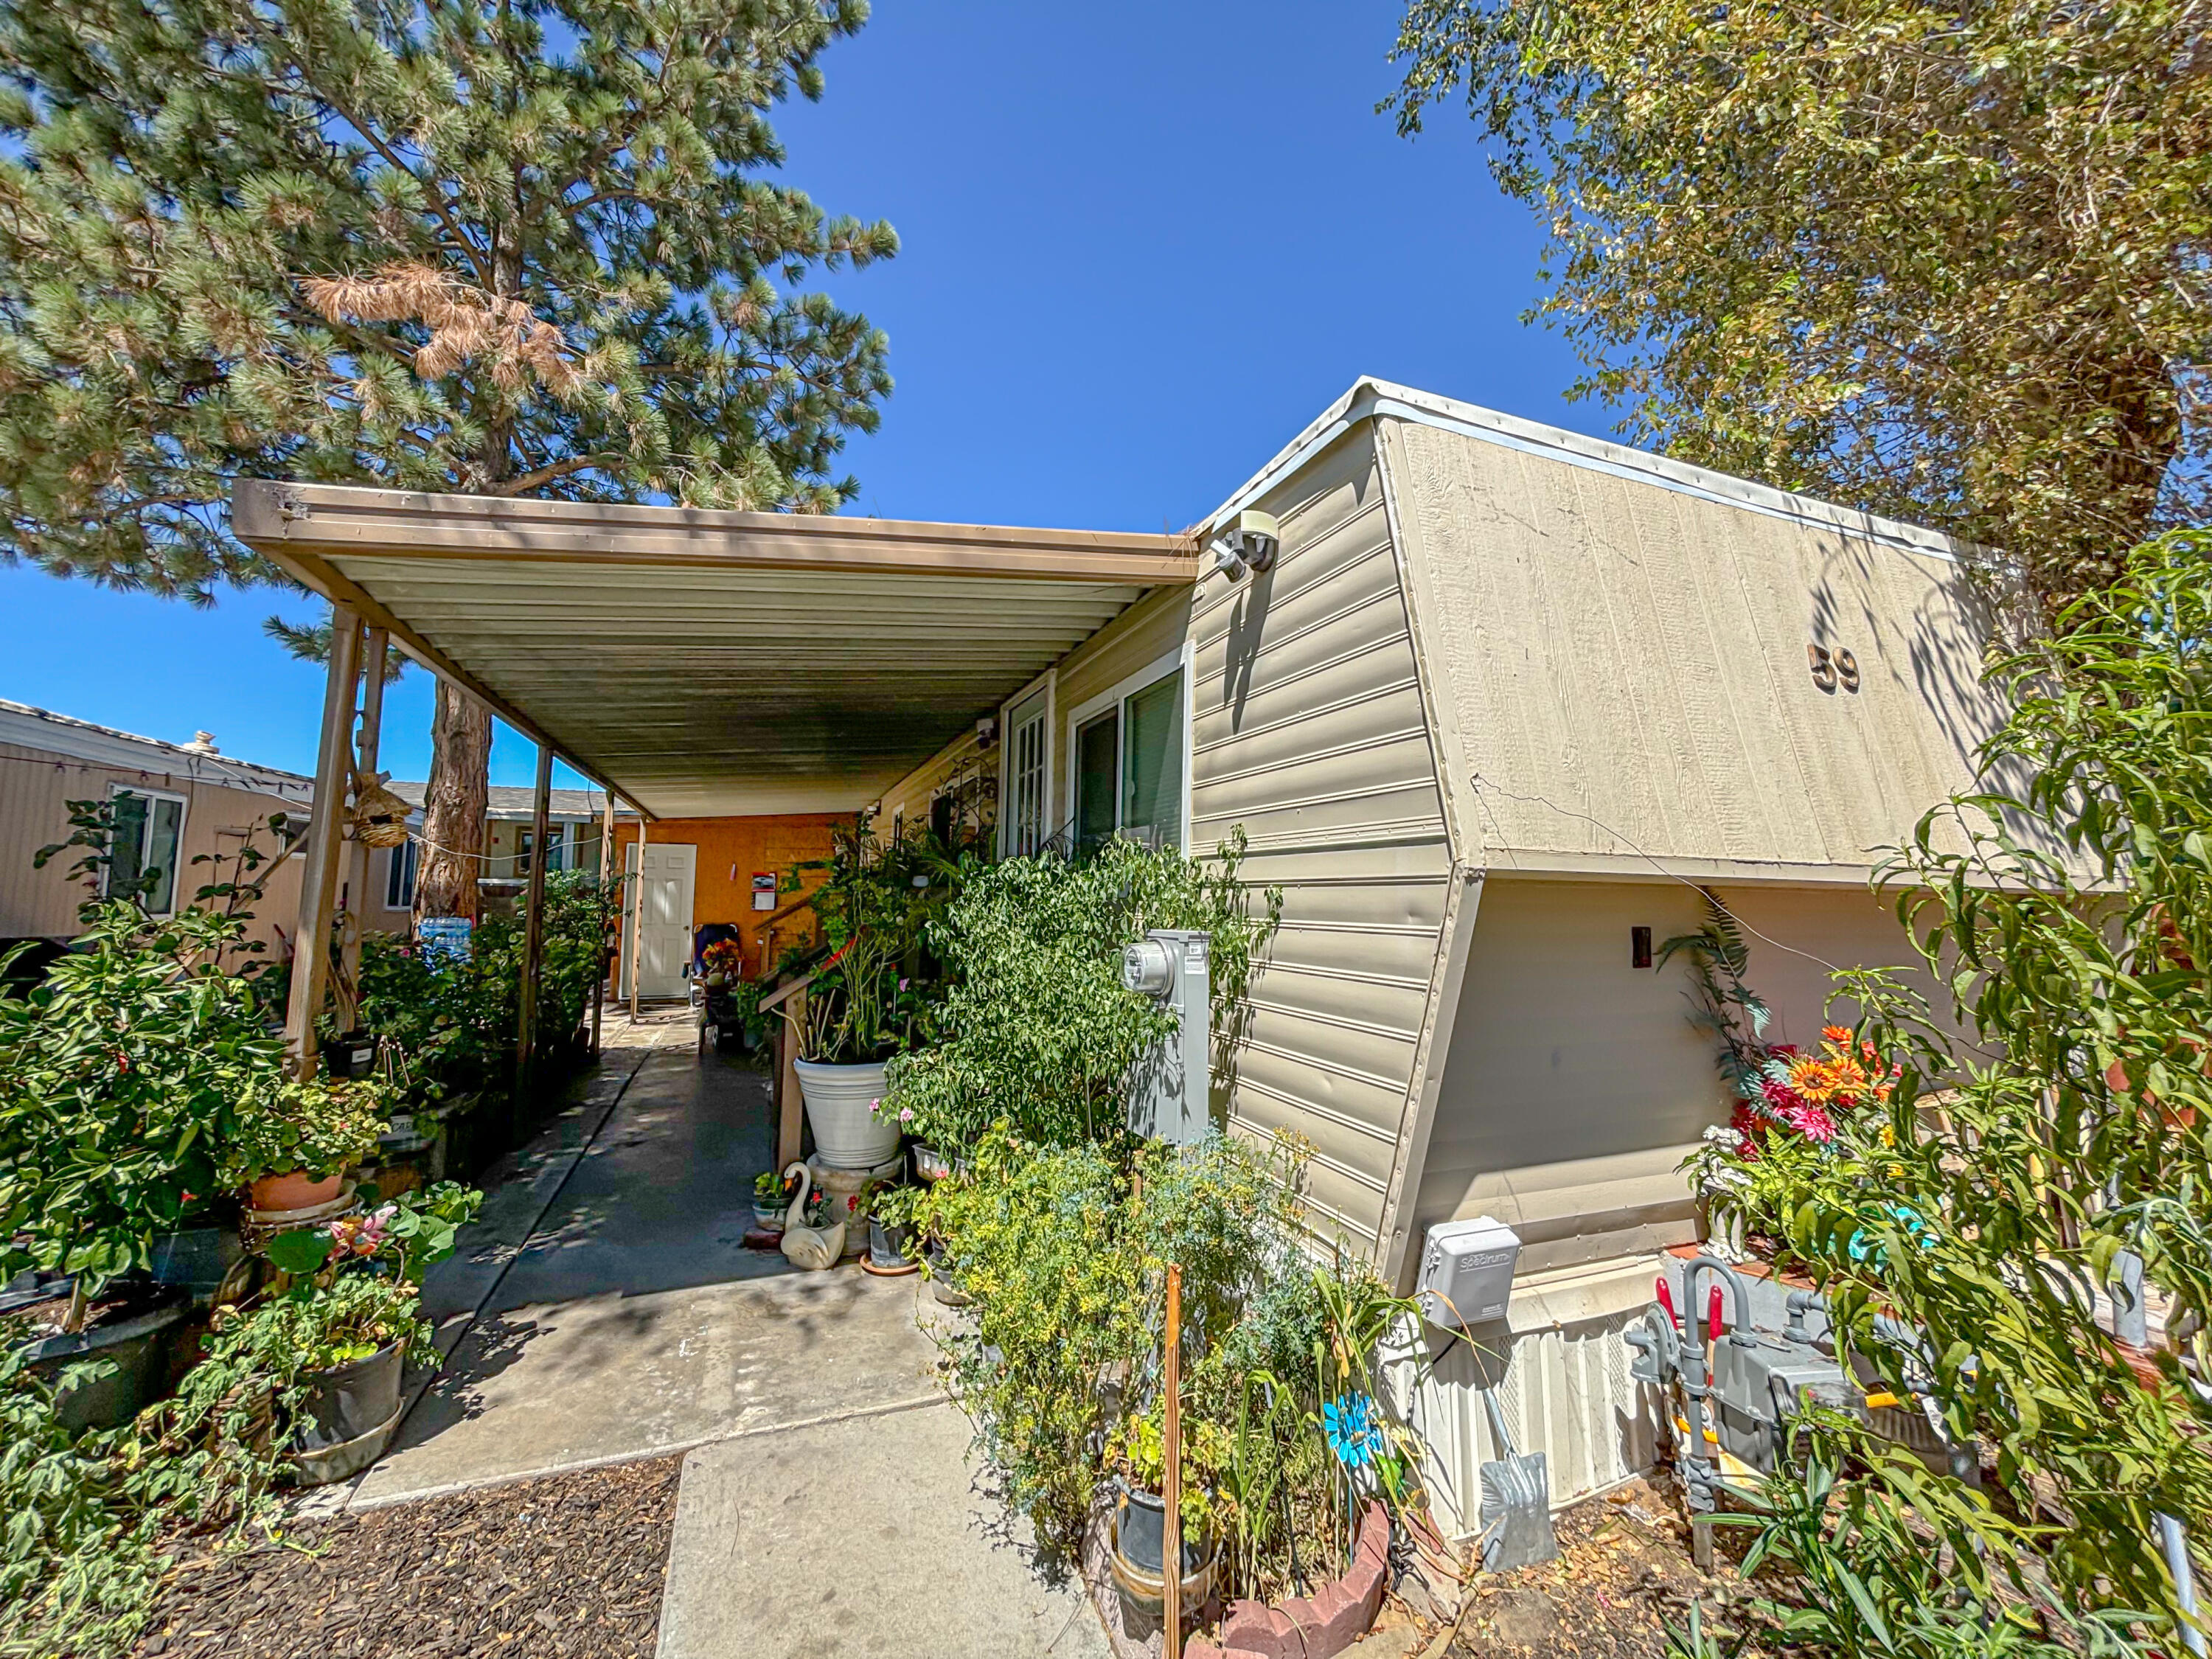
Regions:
[[1707, 1284, 1725, 1343]]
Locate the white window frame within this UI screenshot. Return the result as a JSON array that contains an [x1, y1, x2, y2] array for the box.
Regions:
[[103, 783, 189, 918], [1059, 643, 1195, 855], [384, 837, 420, 911], [997, 667, 1057, 859]]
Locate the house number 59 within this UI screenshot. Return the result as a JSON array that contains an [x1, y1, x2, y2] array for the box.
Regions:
[[1808, 643, 1860, 693]]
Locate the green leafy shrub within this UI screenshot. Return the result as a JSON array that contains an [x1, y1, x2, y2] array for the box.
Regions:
[[0, 1339, 155, 1659], [1702, 533, 2212, 1644], [0, 902, 280, 1314], [219, 1074, 393, 1185], [353, 869, 616, 1115], [889, 835, 1278, 1150], [914, 1125, 1402, 1598]]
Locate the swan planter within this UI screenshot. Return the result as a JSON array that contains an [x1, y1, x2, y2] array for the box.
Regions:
[[777, 1163, 848, 1271], [793, 1059, 900, 1171]]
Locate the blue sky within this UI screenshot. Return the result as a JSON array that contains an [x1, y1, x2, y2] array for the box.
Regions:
[[0, 0, 1593, 787]]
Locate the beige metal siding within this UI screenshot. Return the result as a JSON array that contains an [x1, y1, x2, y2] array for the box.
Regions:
[[1414, 875, 1962, 1272], [1381, 417, 2017, 880], [0, 740, 305, 954], [1191, 427, 1454, 1259]]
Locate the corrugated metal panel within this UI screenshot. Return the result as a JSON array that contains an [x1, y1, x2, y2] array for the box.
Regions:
[[329, 557, 1147, 820], [1194, 425, 1454, 1261], [1380, 415, 2028, 880], [1394, 1303, 1660, 1534]]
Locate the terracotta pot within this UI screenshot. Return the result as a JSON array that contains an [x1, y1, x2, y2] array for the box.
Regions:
[[249, 1169, 345, 1211]]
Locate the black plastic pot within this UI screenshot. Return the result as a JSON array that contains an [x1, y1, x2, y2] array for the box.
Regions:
[[299, 1341, 404, 1452], [1113, 1486, 1211, 1579], [13, 1283, 192, 1432], [321, 1030, 377, 1079], [868, 1218, 915, 1267]]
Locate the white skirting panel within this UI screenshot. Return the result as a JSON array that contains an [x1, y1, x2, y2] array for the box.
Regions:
[[1384, 1255, 1665, 1538]]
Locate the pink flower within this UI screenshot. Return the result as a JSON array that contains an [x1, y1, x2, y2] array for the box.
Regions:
[[898, 978, 909, 991], [1784, 1103, 1836, 1143], [869, 1097, 883, 1116], [899, 1106, 914, 1124]]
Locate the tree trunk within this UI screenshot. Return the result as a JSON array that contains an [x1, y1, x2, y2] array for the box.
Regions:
[[415, 678, 492, 923]]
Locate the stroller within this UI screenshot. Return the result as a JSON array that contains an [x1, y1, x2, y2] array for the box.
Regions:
[[692, 923, 753, 1052]]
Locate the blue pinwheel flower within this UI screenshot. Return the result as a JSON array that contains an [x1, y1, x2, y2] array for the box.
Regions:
[[1321, 1392, 1386, 1468]]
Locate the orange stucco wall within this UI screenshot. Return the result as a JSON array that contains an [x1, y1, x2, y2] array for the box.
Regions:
[[611, 813, 846, 982]]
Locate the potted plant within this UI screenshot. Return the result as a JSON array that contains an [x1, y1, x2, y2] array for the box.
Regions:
[[1105, 1406, 1225, 1634], [0, 902, 276, 1425], [751, 1168, 793, 1231], [785, 820, 961, 1170], [251, 1179, 484, 1483], [223, 1074, 393, 1213], [862, 1180, 919, 1275]]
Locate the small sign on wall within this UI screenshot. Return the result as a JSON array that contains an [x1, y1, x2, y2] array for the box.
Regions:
[[751, 872, 776, 912]]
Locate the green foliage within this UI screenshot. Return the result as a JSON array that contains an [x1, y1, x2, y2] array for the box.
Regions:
[[785, 818, 975, 1063], [913, 1126, 1402, 1599], [0, 1341, 155, 1659], [0, 0, 897, 602], [0, 902, 279, 1305], [265, 1178, 483, 1288], [125, 1274, 436, 1534], [1386, 0, 2211, 613], [1723, 1417, 2157, 1658], [888, 835, 1279, 1150], [219, 1074, 392, 1185], [1708, 533, 2212, 1640], [352, 869, 613, 1112]]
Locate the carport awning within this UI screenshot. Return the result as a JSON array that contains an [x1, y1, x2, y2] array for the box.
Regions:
[[234, 481, 1196, 818]]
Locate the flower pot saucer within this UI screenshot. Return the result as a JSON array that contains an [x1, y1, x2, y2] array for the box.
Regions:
[[858, 1253, 919, 1277]]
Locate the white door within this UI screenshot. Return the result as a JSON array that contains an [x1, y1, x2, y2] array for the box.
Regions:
[[622, 841, 696, 999]]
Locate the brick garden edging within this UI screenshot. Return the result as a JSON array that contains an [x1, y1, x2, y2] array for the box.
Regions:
[[1186, 1500, 1391, 1659]]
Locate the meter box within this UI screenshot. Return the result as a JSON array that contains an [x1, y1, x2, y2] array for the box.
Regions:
[[1417, 1217, 1523, 1329], [1121, 928, 1211, 1144]]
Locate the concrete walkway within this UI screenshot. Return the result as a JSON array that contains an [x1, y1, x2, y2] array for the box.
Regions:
[[347, 1013, 1107, 1656]]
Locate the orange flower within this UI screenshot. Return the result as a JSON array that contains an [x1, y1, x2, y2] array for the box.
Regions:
[[1823, 1024, 1854, 1046]]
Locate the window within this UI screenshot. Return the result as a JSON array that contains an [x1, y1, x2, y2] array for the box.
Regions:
[[1070, 661, 1186, 857], [1000, 679, 1052, 858], [107, 787, 186, 916], [386, 838, 419, 909]]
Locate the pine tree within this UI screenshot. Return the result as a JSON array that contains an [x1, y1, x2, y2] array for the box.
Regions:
[[0, 0, 897, 917]]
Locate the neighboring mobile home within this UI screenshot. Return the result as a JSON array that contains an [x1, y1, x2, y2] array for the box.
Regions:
[[233, 376, 2016, 1528], [0, 699, 313, 961]]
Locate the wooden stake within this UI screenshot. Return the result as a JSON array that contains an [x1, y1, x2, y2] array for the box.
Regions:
[[1164, 1261, 1183, 1659]]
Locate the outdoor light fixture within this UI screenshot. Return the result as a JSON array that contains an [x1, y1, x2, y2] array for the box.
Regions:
[[1208, 508, 1281, 582]]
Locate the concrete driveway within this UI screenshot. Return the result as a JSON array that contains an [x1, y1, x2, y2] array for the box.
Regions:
[[343, 1016, 1107, 1657]]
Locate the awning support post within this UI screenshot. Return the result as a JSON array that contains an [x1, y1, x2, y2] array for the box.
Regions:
[[336, 626, 388, 1030], [627, 815, 647, 1024], [515, 742, 554, 1124], [593, 792, 615, 1055], [285, 606, 363, 1079]]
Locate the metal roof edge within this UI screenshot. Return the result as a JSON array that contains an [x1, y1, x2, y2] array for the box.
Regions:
[[1204, 377, 1973, 564], [0, 698, 314, 799]]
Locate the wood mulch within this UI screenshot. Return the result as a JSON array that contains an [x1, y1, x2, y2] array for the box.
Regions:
[[133, 1455, 682, 1659], [1442, 1476, 1766, 1658]]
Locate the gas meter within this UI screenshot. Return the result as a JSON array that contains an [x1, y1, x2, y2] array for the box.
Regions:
[[1122, 929, 1211, 1144]]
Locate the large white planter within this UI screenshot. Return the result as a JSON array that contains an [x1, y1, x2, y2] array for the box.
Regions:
[[795, 1059, 899, 1170]]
